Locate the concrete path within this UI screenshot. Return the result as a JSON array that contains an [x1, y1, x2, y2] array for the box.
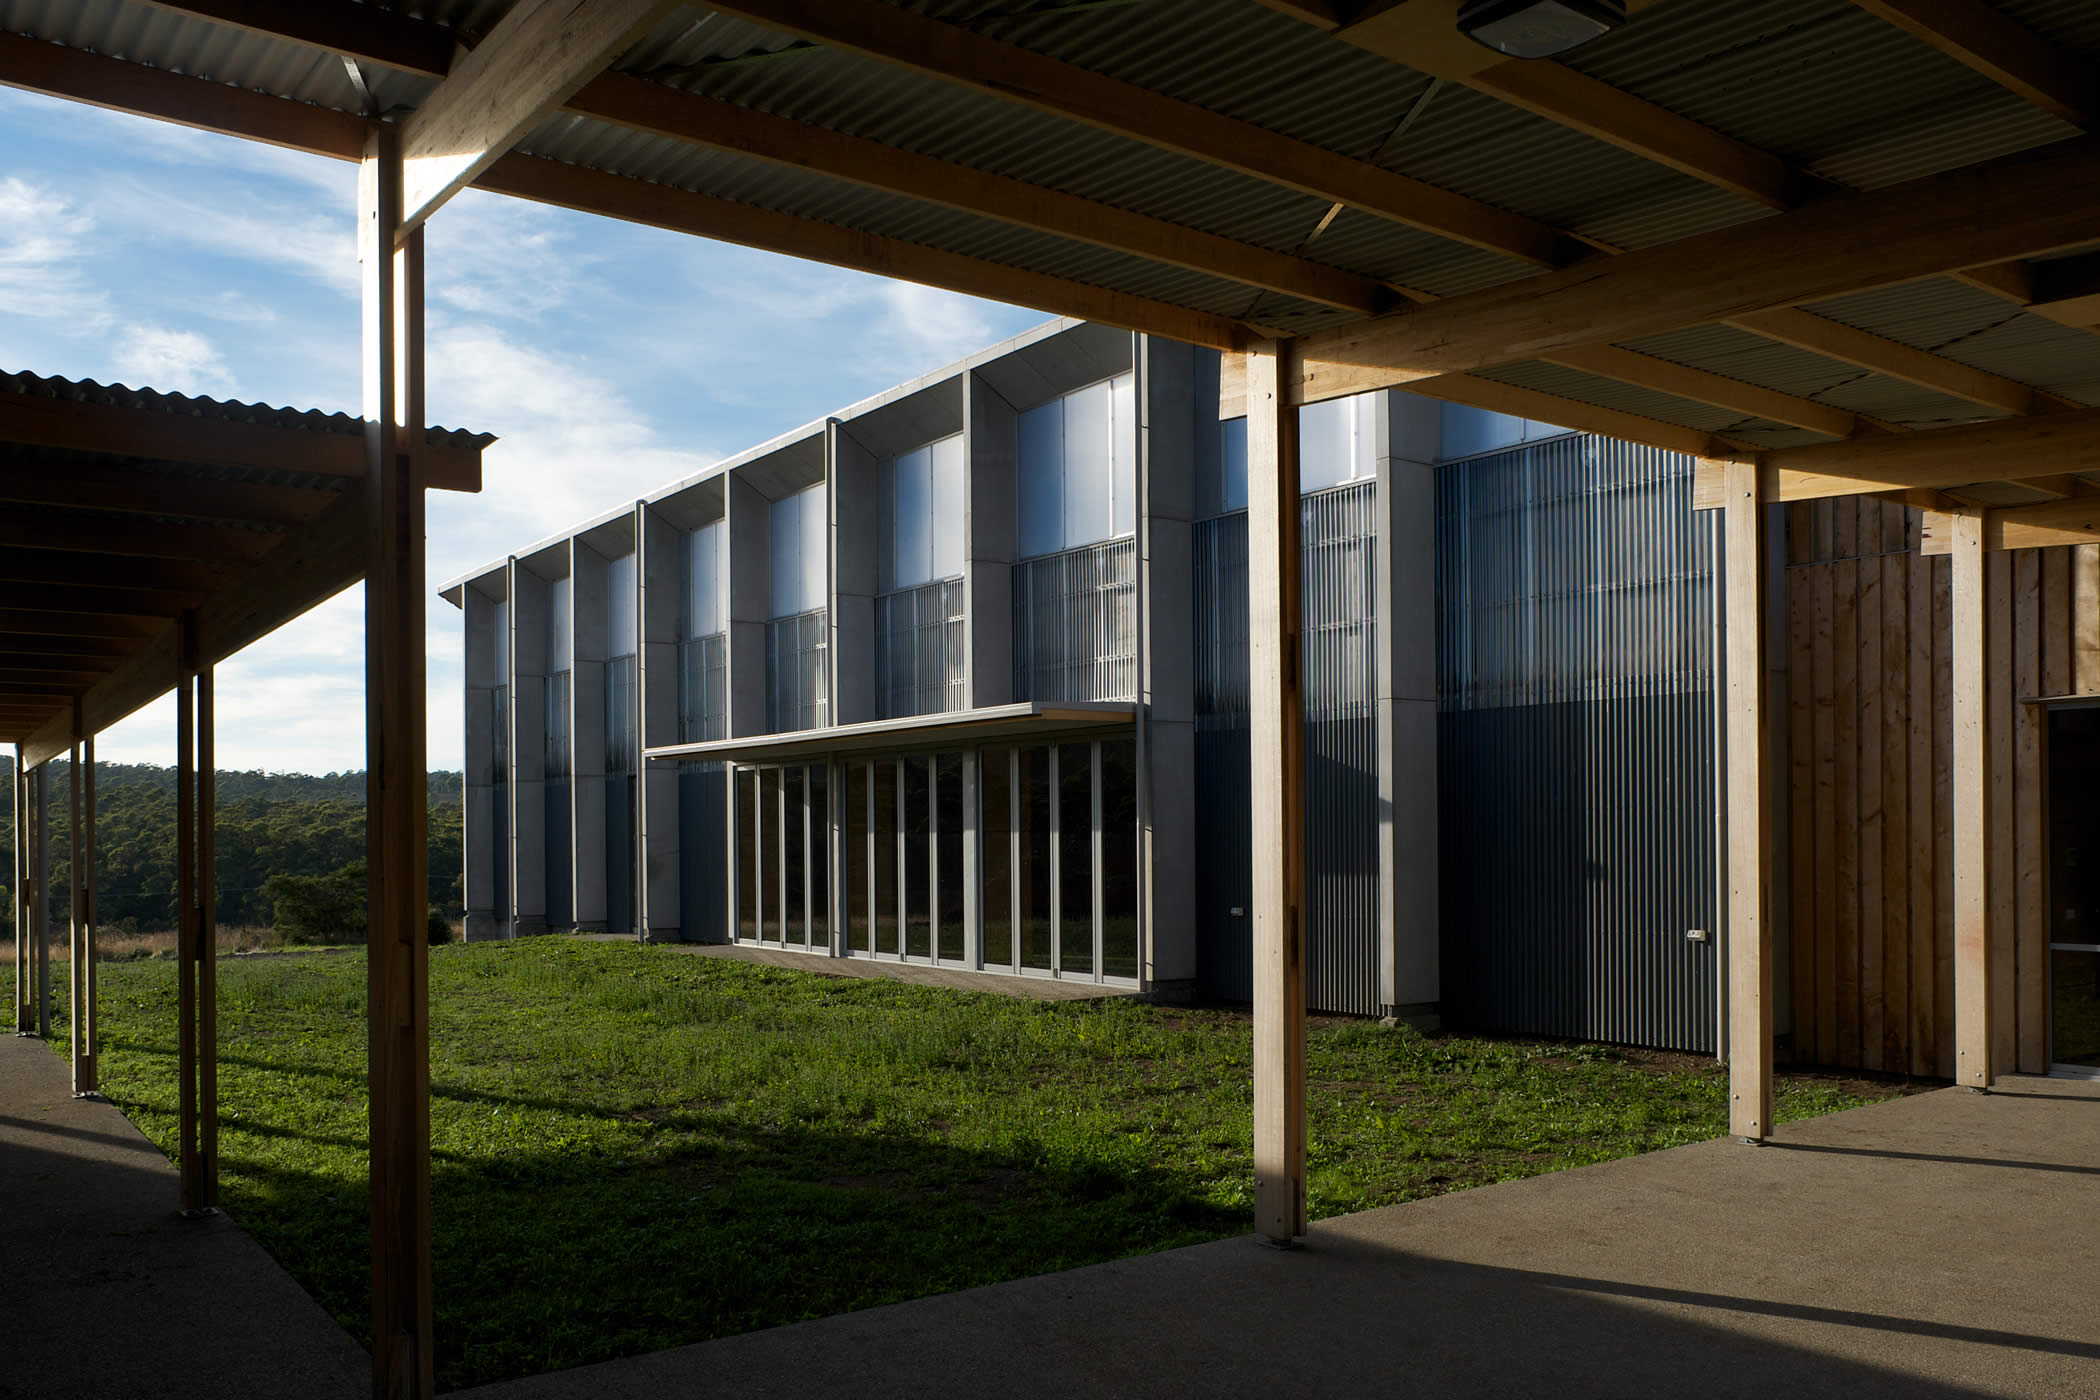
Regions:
[[0, 1034, 368, 1400], [576, 933, 1135, 1001], [456, 1078, 2100, 1400]]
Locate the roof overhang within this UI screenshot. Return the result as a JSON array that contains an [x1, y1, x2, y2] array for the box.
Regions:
[[644, 700, 1136, 766]]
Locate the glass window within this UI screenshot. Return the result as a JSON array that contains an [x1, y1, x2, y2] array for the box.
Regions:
[[1112, 372, 1137, 538], [809, 764, 830, 955], [936, 751, 964, 964], [1062, 378, 1113, 549], [903, 755, 931, 958], [685, 520, 723, 639], [770, 484, 827, 619], [736, 769, 759, 941], [1020, 745, 1052, 971], [1299, 395, 1377, 493], [1100, 736, 1139, 980], [549, 575, 574, 671], [783, 767, 805, 948], [1016, 372, 1137, 558], [875, 759, 898, 956], [931, 434, 965, 581], [846, 763, 868, 953], [1058, 742, 1094, 976], [981, 747, 1013, 971], [606, 553, 636, 651], [762, 768, 783, 944], [1018, 399, 1063, 559]]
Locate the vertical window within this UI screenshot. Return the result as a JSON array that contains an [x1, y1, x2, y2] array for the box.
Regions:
[[879, 434, 965, 593], [783, 767, 805, 948], [1016, 373, 1137, 559], [936, 751, 964, 964], [685, 520, 724, 639], [1298, 395, 1378, 493], [903, 755, 931, 958], [1019, 745, 1052, 971], [846, 762, 868, 953], [606, 553, 637, 657], [1208, 417, 1250, 519], [1100, 736, 1139, 980], [981, 747, 1013, 971], [770, 483, 827, 619], [736, 769, 759, 940], [1058, 741, 1093, 976], [809, 763, 830, 954], [762, 768, 783, 943], [874, 759, 898, 955]]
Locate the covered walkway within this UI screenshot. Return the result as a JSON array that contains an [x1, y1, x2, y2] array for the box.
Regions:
[[457, 1080, 2100, 1400], [0, 1035, 367, 1400]]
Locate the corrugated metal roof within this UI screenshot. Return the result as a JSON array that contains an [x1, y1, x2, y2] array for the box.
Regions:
[[1470, 360, 1757, 436], [0, 368, 493, 448]]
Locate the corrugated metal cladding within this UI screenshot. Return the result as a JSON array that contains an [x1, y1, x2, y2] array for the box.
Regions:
[[1436, 438, 1719, 1053], [1193, 482, 1381, 1016], [1012, 539, 1137, 703]]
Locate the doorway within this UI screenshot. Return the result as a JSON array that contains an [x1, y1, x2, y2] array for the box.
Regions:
[[2047, 704, 2100, 1076]]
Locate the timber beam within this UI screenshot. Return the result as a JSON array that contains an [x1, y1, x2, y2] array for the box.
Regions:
[[1691, 406, 2100, 507], [1293, 133, 2100, 386], [395, 0, 668, 234], [1920, 496, 2100, 553], [0, 465, 338, 528], [1852, 0, 2096, 128]]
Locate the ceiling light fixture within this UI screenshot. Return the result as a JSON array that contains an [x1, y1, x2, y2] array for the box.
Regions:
[[1457, 0, 1626, 59]]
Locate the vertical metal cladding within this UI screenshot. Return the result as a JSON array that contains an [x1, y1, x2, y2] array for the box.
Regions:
[[1435, 436, 1719, 1053], [765, 608, 830, 733], [1193, 481, 1380, 1015], [605, 654, 638, 934], [875, 577, 966, 718], [1013, 538, 1139, 702]]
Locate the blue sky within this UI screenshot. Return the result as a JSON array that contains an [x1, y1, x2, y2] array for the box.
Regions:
[[1, 87, 1046, 775]]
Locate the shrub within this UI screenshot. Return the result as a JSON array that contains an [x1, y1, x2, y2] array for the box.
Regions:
[[264, 862, 366, 944]]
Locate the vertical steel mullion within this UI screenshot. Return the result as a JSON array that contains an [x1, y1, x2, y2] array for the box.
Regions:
[[1010, 746, 1023, 976], [929, 752, 942, 966], [894, 757, 907, 962], [1048, 742, 1062, 977], [1091, 739, 1105, 983]]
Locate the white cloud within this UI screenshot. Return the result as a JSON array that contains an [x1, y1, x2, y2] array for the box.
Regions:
[[112, 324, 237, 397], [200, 289, 279, 325], [879, 282, 998, 364], [0, 175, 113, 327], [428, 189, 599, 320], [92, 174, 358, 295]]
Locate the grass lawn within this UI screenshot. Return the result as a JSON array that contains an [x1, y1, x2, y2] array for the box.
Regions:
[[39, 938, 1898, 1390]]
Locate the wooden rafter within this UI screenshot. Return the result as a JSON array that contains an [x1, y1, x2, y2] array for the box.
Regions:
[[0, 652, 121, 673], [0, 33, 1255, 352], [1318, 0, 1801, 211], [1294, 133, 2100, 389], [145, 0, 1397, 314], [0, 508, 278, 563], [396, 0, 668, 234], [1727, 307, 2084, 417], [0, 547, 222, 592], [702, 0, 1577, 267], [1920, 496, 2100, 552], [1542, 344, 1886, 439], [0, 464, 335, 528], [7, 582, 201, 619], [1691, 405, 2100, 506], [0, 609, 166, 642], [0, 637, 131, 661], [1852, 0, 2097, 128], [476, 154, 1252, 351]]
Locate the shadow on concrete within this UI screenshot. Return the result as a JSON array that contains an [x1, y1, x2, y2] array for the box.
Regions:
[[1769, 1139, 2100, 1176]]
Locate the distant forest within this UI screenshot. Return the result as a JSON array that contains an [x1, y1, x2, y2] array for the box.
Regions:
[[0, 761, 463, 933]]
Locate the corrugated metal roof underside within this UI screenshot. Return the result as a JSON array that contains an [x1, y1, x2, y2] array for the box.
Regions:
[[0, 368, 494, 448]]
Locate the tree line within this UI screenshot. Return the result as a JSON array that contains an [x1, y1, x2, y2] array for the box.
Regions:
[[0, 759, 463, 938]]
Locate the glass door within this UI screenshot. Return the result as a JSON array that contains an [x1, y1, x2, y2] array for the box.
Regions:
[[2048, 705, 2100, 1076]]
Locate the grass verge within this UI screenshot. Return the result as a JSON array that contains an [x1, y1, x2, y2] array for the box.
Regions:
[[37, 937, 1900, 1389]]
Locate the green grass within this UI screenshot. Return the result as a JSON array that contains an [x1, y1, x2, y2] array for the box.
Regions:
[[36, 939, 1895, 1389]]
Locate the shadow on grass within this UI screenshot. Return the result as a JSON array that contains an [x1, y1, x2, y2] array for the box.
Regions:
[[209, 1104, 1246, 1392]]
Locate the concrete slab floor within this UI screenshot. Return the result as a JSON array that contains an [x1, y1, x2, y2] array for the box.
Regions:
[[0, 1034, 369, 1400], [454, 1078, 2100, 1400], [567, 933, 1136, 1001]]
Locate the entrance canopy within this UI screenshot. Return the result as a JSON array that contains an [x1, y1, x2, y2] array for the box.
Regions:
[[0, 369, 491, 762]]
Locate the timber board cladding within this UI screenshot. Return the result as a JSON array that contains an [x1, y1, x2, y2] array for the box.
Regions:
[[1783, 499, 2100, 1077]]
